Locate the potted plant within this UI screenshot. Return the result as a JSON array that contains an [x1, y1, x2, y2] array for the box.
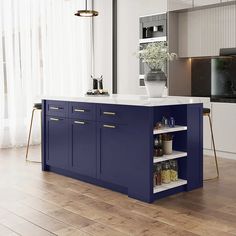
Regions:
[[162, 133, 174, 155], [138, 42, 177, 98]]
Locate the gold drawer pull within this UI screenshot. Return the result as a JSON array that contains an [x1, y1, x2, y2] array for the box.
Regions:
[[74, 121, 86, 125], [50, 118, 60, 121], [103, 111, 116, 116], [74, 109, 85, 113], [103, 124, 116, 129], [49, 106, 61, 110]]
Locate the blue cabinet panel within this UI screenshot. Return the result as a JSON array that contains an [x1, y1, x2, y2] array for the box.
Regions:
[[46, 116, 69, 169], [69, 119, 97, 178], [69, 102, 96, 121], [46, 101, 68, 118], [97, 122, 129, 187], [97, 104, 140, 124]]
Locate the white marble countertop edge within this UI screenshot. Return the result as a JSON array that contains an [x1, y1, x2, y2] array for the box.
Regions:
[[41, 95, 210, 107]]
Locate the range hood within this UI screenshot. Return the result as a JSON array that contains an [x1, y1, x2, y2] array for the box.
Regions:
[[220, 48, 236, 56]]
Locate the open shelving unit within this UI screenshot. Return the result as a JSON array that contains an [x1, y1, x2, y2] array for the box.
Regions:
[[149, 103, 203, 202], [153, 123, 188, 197], [153, 179, 187, 194], [153, 150, 187, 163], [153, 125, 187, 135]]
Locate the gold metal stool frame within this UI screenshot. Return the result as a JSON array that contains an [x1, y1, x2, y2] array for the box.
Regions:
[[204, 110, 219, 180], [25, 105, 42, 163]]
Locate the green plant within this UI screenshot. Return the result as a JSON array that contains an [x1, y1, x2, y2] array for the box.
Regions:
[[138, 42, 177, 71]]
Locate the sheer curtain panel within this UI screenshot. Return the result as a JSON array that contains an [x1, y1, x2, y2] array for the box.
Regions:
[[0, 0, 93, 148]]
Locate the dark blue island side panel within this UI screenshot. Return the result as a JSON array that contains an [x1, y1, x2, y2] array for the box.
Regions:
[[41, 100, 47, 171], [187, 104, 203, 190]]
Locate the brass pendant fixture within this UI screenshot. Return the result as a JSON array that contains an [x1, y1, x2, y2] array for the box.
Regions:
[[75, 0, 98, 17]]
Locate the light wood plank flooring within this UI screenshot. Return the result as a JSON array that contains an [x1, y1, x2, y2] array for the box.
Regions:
[[0, 146, 236, 236]]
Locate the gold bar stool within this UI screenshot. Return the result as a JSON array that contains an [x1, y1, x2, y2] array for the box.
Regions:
[[203, 108, 219, 180], [25, 103, 42, 163]]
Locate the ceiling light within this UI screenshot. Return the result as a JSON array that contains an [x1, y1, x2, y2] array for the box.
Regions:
[[75, 0, 98, 17]]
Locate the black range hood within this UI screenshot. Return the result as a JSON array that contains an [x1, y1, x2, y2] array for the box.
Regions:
[[220, 48, 236, 56]]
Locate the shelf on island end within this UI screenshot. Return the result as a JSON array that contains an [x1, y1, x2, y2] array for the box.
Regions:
[[153, 179, 187, 194], [153, 125, 187, 135], [153, 151, 187, 164]]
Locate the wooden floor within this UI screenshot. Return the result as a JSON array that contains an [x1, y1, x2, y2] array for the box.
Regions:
[[0, 147, 236, 236]]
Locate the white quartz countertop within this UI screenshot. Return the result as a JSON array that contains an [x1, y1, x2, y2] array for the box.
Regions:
[[42, 95, 210, 107]]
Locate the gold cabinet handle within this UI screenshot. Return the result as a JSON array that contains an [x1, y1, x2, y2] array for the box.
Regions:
[[50, 118, 60, 121], [103, 111, 116, 116], [74, 121, 86, 125], [103, 124, 116, 129], [74, 109, 85, 113], [49, 106, 60, 110]]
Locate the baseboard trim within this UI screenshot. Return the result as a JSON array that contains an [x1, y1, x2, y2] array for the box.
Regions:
[[204, 149, 236, 160]]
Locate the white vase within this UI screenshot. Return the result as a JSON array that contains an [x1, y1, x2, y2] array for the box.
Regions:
[[163, 140, 173, 155], [144, 70, 167, 98]]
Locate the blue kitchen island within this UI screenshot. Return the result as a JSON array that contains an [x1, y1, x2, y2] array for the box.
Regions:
[[41, 95, 208, 203]]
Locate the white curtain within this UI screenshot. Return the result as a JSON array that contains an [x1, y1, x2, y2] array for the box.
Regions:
[[0, 0, 93, 148]]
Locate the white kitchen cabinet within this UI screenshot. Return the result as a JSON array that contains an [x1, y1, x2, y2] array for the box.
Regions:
[[212, 102, 236, 154], [168, 0, 234, 12], [178, 4, 236, 57], [194, 0, 220, 7], [168, 0, 193, 11]]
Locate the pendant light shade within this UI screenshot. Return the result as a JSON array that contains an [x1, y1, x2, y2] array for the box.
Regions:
[[75, 0, 98, 17]]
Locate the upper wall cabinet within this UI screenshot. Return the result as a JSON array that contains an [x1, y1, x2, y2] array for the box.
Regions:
[[193, 0, 220, 7], [178, 4, 236, 57], [168, 0, 235, 11], [168, 0, 193, 12]]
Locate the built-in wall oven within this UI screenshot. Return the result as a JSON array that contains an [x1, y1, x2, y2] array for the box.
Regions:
[[139, 13, 167, 87]]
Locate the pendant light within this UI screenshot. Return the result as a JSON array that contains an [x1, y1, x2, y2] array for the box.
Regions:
[[75, 0, 98, 17]]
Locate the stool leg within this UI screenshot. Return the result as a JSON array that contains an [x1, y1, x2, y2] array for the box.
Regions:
[[208, 113, 219, 178], [26, 108, 36, 161]]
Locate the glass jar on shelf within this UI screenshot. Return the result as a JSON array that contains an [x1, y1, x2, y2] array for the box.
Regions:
[[155, 163, 162, 186], [162, 116, 168, 127], [153, 164, 158, 187], [161, 161, 171, 184], [170, 160, 178, 182], [154, 136, 159, 149], [154, 135, 163, 157]]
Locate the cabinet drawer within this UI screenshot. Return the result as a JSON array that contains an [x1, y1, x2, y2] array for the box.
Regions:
[[46, 101, 68, 118], [69, 102, 96, 120], [97, 104, 133, 124]]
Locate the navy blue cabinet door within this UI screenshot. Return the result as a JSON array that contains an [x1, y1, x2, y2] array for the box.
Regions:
[[97, 123, 129, 187], [70, 119, 97, 178], [46, 117, 69, 169]]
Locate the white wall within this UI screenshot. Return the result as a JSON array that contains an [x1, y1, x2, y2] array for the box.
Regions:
[[117, 0, 167, 95], [94, 0, 113, 93]]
